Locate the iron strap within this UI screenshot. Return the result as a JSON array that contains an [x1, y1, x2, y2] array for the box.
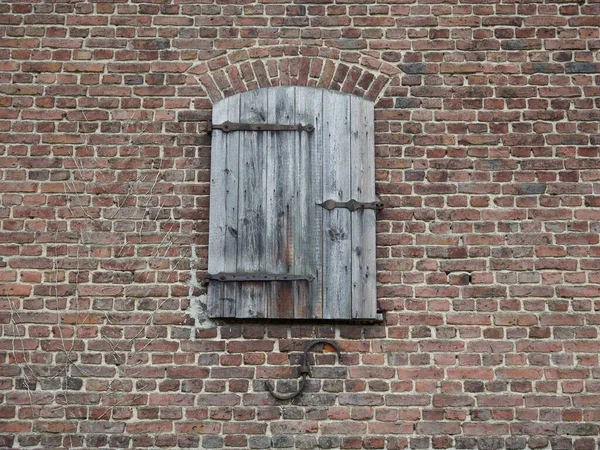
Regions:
[[205, 272, 315, 282], [212, 121, 314, 133], [317, 198, 384, 212]]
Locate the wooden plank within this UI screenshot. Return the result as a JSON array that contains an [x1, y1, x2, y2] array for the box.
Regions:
[[265, 87, 296, 318], [295, 87, 323, 319], [322, 90, 352, 319], [208, 94, 240, 318], [222, 94, 242, 317], [350, 96, 377, 319], [236, 89, 269, 318]]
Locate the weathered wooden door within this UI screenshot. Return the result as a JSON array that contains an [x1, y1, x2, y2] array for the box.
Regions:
[[207, 87, 377, 320]]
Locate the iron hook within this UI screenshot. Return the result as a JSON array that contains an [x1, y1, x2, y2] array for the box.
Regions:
[[266, 339, 343, 401]]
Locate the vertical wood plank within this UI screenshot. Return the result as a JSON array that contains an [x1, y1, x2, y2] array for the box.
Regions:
[[350, 96, 377, 319], [236, 89, 269, 318], [295, 87, 323, 318], [208, 94, 240, 318], [322, 90, 352, 319], [265, 87, 297, 318]]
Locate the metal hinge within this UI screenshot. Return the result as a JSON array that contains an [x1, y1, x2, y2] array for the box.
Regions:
[[205, 272, 315, 283], [212, 121, 314, 133], [317, 198, 384, 212]]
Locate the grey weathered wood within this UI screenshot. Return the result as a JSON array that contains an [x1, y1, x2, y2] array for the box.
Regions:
[[322, 90, 352, 319], [265, 87, 296, 318], [208, 87, 377, 321], [236, 89, 269, 318], [208, 95, 240, 318], [350, 95, 377, 319], [296, 87, 323, 319]]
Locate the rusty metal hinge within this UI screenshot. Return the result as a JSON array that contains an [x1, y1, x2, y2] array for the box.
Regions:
[[212, 121, 314, 133], [205, 272, 315, 283], [317, 198, 384, 212]]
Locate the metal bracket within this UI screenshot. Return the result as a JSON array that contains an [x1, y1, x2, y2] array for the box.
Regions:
[[212, 121, 314, 133], [266, 339, 343, 401], [205, 272, 315, 283], [317, 198, 384, 212]]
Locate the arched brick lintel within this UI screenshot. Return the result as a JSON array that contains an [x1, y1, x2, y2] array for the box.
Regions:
[[190, 53, 397, 104]]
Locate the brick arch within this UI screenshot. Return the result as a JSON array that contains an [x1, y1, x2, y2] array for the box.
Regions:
[[187, 49, 399, 103]]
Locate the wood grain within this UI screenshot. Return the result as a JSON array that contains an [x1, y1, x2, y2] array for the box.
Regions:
[[208, 94, 240, 318], [295, 87, 324, 318], [322, 90, 352, 319], [266, 87, 296, 318], [350, 95, 377, 319], [236, 89, 268, 318]]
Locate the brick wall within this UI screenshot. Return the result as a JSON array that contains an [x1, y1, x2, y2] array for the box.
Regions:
[[1, 1, 600, 449]]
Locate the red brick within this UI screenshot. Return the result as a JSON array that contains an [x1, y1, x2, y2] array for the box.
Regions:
[[272, 420, 319, 434], [0, 4, 599, 447], [417, 422, 462, 435], [496, 368, 544, 379], [433, 395, 474, 407], [462, 423, 509, 435], [167, 367, 210, 379], [447, 368, 494, 380]]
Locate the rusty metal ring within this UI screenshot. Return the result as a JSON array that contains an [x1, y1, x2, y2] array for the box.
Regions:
[[266, 339, 343, 401]]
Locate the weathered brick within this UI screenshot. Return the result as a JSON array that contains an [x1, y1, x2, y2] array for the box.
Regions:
[[0, 4, 598, 448]]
